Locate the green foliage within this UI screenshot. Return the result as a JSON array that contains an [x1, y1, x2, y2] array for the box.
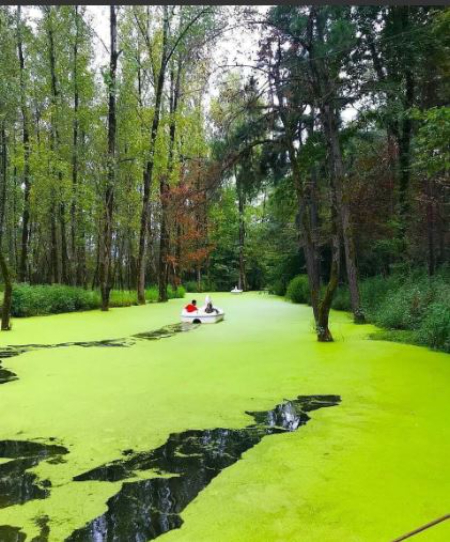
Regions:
[[286, 275, 310, 304], [109, 290, 138, 307], [268, 279, 287, 297], [333, 270, 450, 353], [168, 285, 186, 299], [417, 303, 450, 353], [11, 284, 100, 317], [9, 284, 185, 316], [331, 286, 351, 311], [184, 280, 218, 293]]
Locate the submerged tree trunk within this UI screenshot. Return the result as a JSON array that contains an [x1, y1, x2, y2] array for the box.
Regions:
[[17, 6, 31, 283], [99, 5, 118, 311], [321, 104, 365, 324], [317, 191, 340, 342]]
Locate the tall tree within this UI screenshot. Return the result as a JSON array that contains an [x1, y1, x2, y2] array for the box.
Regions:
[[99, 6, 118, 311], [16, 6, 31, 283]]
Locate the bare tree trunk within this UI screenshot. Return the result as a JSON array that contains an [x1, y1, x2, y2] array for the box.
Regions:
[[137, 6, 169, 304], [99, 5, 118, 311], [17, 6, 31, 283]]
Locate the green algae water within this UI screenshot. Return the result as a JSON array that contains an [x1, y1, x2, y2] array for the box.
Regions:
[[0, 293, 449, 541]]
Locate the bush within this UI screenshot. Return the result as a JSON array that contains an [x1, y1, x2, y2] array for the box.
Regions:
[[331, 285, 351, 311], [145, 287, 159, 303], [331, 269, 450, 353], [168, 285, 186, 299], [11, 284, 99, 317], [417, 303, 450, 352], [268, 279, 287, 297], [184, 280, 218, 293], [109, 290, 138, 307], [286, 275, 310, 304], [10, 283, 186, 317]]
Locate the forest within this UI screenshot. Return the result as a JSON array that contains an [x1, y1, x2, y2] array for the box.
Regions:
[[0, 5, 449, 346]]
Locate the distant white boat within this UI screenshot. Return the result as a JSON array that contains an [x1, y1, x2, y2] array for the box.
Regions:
[[181, 308, 224, 324], [231, 286, 243, 294]]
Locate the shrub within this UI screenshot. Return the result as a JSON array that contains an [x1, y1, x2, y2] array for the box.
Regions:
[[145, 287, 159, 303], [9, 283, 186, 317], [286, 275, 310, 304], [11, 284, 99, 317], [109, 290, 138, 307], [331, 285, 351, 311], [417, 303, 450, 352], [183, 280, 218, 293], [168, 285, 186, 299], [268, 279, 287, 297]]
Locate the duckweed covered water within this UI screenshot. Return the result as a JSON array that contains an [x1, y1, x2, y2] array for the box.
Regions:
[[0, 293, 449, 541]]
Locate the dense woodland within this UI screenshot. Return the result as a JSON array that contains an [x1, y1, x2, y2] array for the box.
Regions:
[[0, 6, 449, 343]]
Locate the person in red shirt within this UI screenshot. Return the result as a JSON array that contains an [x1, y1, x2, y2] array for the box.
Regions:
[[184, 300, 198, 313]]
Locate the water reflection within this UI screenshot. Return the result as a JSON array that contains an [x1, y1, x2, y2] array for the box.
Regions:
[[68, 395, 340, 541], [0, 441, 68, 509], [0, 516, 50, 542]]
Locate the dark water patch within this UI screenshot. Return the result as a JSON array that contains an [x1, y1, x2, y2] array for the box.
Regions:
[[0, 363, 18, 385], [0, 440, 68, 509], [0, 323, 198, 385], [30, 515, 50, 542], [0, 516, 50, 542], [0, 526, 26, 542], [67, 395, 340, 541]]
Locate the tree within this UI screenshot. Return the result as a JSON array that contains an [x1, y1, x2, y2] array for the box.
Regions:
[[99, 5, 118, 311]]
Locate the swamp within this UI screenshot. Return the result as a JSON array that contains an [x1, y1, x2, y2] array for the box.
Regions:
[[0, 4, 449, 542]]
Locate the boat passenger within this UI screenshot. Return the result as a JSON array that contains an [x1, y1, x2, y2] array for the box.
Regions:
[[204, 302, 219, 314], [184, 300, 198, 313]]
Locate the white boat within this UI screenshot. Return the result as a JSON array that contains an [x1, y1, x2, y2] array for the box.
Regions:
[[181, 308, 225, 324], [231, 286, 243, 294]]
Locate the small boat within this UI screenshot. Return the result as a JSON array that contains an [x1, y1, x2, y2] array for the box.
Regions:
[[231, 286, 243, 294], [181, 308, 225, 324]]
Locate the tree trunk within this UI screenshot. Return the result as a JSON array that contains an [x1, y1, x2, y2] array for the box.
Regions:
[[0, 124, 12, 331], [99, 5, 118, 311], [398, 67, 414, 231], [426, 177, 435, 276], [46, 8, 69, 284], [137, 6, 169, 304], [158, 54, 181, 303], [17, 6, 31, 283], [71, 5, 80, 285], [321, 104, 365, 324], [237, 174, 247, 291]]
